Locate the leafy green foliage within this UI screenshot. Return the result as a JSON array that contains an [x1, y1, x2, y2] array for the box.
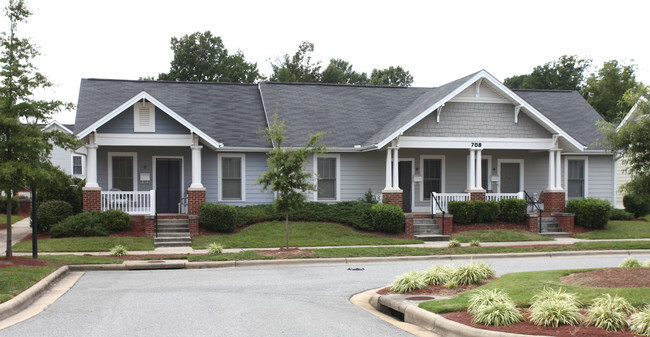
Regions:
[[565, 198, 611, 229], [498, 199, 527, 222], [109, 244, 128, 257], [200, 203, 237, 233], [36, 200, 72, 233], [469, 239, 481, 247], [452, 262, 494, 286], [370, 66, 413, 87], [369, 204, 404, 234], [584, 60, 639, 122], [37, 175, 84, 215], [532, 288, 581, 305], [99, 210, 131, 232], [207, 242, 223, 255], [0, 196, 18, 214], [270, 41, 321, 83], [447, 238, 461, 248], [630, 305, 650, 336], [474, 201, 499, 223], [623, 195, 649, 218], [468, 289, 523, 326], [49, 210, 131, 238], [587, 294, 636, 331], [359, 188, 379, 204], [529, 298, 581, 327], [609, 208, 634, 220], [424, 264, 455, 285], [467, 289, 512, 315], [448, 201, 474, 224], [391, 270, 427, 294], [620, 257, 643, 268], [157, 31, 262, 83], [504, 55, 590, 91], [321, 58, 368, 85]]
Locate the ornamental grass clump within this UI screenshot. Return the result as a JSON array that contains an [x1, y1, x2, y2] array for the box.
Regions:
[[391, 270, 427, 294], [207, 242, 223, 255], [452, 262, 494, 286], [469, 239, 481, 247], [630, 305, 650, 336], [587, 294, 635, 331], [529, 288, 581, 327], [619, 257, 643, 268], [423, 264, 456, 285], [110, 244, 128, 257], [448, 239, 461, 248], [468, 289, 523, 326]]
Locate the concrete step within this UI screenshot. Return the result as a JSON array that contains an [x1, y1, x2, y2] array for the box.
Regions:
[[156, 220, 190, 226], [540, 232, 571, 238], [156, 225, 189, 231], [413, 218, 436, 225], [414, 235, 449, 241], [156, 232, 191, 238], [154, 241, 193, 248], [154, 236, 191, 243]]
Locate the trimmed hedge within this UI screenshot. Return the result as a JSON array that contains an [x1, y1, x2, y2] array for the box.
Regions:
[[565, 198, 611, 229], [37, 200, 73, 233], [200, 203, 237, 233], [498, 199, 527, 223], [474, 201, 499, 223], [0, 196, 19, 214], [623, 195, 649, 218], [609, 208, 634, 220], [49, 210, 131, 238], [448, 201, 475, 224], [447, 199, 527, 224], [369, 204, 404, 234]]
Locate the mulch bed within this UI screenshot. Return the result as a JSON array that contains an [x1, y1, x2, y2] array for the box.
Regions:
[[0, 256, 47, 268]]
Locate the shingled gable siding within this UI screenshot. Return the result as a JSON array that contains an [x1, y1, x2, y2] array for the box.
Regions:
[[403, 102, 551, 138], [205, 152, 273, 206], [97, 106, 189, 134]]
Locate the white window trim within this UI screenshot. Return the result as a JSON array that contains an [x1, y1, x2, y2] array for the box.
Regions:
[[564, 156, 589, 199], [218, 153, 246, 202], [496, 159, 524, 193], [420, 155, 446, 201], [108, 152, 138, 191], [466, 155, 492, 191], [313, 154, 341, 202], [152, 156, 185, 198], [71, 154, 85, 177], [133, 101, 156, 132]]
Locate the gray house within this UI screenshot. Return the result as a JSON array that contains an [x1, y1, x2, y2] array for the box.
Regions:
[[75, 70, 614, 232]]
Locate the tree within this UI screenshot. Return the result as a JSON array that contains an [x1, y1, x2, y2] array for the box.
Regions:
[[256, 113, 325, 249], [269, 41, 321, 83], [0, 0, 77, 257], [600, 85, 650, 200], [503, 55, 591, 91], [583, 60, 640, 123], [321, 58, 368, 85], [370, 66, 414, 87], [158, 31, 262, 83]]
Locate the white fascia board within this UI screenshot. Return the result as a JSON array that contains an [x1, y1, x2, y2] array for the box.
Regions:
[[618, 96, 646, 130], [43, 120, 74, 134], [218, 147, 271, 153], [95, 133, 193, 147], [76, 91, 223, 149], [562, 151, 614, 156], [398, 136, 554, 150]]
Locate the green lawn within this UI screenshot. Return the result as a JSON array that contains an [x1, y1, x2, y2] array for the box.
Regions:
[[451, 229, 552, 243], [419, 268, 650, 314], [0, 255, 122, 303], [192, 221, 422, 249], [0, 215, 25, 225], [12, 236, 154, 252], [574, 220, 650, 239]]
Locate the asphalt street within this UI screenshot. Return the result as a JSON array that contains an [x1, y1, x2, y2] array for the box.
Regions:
[[2, 254, 649, 337]]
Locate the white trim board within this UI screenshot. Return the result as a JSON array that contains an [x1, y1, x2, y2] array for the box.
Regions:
[[398, 136, 555, 150], [95, 133, 193, 147]]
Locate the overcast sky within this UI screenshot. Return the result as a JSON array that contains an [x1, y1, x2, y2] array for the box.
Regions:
[[7, 0, 650, 124]]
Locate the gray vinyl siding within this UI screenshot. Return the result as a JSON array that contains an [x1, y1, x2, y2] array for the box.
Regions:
[[404, 102, 551, 138], [213, 152, 274, 206], [50, 144, 73, 175], [202, 148, 218, 202], [339, 152, 385, 201], [98, 107, 189, 134], [587, 156, 614, 203]]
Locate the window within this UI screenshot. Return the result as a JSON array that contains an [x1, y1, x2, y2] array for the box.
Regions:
[[567, 159, 585, 198], [72, 155, 83, 175], [423, 158, 442, 198], [218, 154, 245, 201], [112, 156, 134, 191], [317, 157, 337, 199]]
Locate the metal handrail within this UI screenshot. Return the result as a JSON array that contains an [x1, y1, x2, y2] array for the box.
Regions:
[[430, 192, 445, 235], [524, 190, 543, 233]]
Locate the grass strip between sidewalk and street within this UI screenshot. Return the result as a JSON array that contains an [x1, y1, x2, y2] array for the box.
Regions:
[[12, 237, 155, 252], [574, 220, 650, 239], [451, 229, 552, 242], [418, 268, 650, 314]]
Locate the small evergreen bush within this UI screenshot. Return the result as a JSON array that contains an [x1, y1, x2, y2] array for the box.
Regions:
[[448, 201, 474, 224], [630, 305, 650, 336], [236, 204, 279, 227], [200, 203, 237, 233], [620, 257, 643, 268], [623, 195, 650, 218], [565, 198, 611, 229], [50, 211, 109, 237], [110, 245, 128, 257], [498, 199, 527, 222], [36, 200, 73, 233], [0, 196, 18, 214], [100, 209, 131, 232], [609, 208, 634, 220], [329, 201, 373, 231], [369, 203, 404, 234], [474, 200, 499, 223], [448, 238, 461, 248], [391, 270, 427, 293]]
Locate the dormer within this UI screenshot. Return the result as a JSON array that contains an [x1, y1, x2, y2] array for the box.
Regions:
[[134, 100, 155, 132]]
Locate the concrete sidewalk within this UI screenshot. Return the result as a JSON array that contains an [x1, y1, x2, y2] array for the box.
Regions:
[[0, 217, 32, 256]]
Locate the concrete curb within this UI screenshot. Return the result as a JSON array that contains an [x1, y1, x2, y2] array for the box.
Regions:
[[372, 293, 550, 337], [0, 265, 70, 322]]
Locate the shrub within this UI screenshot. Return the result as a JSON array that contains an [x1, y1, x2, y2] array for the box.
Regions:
[[591, 293, 635, 316], [391, 270, 427, 294], [236, 204, 277, 227], [529, 288, 581, 327], [36, 200, 73, 233], [423, 264, 456, 285], [359, 188, 379, 204], [468, 289, 523, 326], [0, 196, 19, 214], [448, 238, 461, 248], [100, 210, 131, 232], [587, 305, 628, 331], [110, 245, 128, 257], [469, 239, 481, 247], [200, 203, 237, 233], [474, 201, 499, 223], [498, 199, 527, 222], [620, 257, 643, 268], [448, 201, 474, 224], [623, 195, 650, 218], [468, 289, 512, 315], [452, 262, 494, 285], [565, 198, 611, 229], [369, 203, 404, 234], [50, 211, 109, 238], [329, 201, 373, 231], [207, 242, 223, 255], [38, 176, 84, 214], [630, 305, 650, 336], [531, 288, 580, 305], [290, 202, 331, 222], [444, 280, 457, 289], [609, 208, 634, 220]]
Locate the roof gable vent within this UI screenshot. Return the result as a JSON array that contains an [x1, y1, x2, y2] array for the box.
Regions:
[[134, 101, 155, 132]]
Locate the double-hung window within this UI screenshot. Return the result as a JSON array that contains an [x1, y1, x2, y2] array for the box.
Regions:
[[219, 154, 245, 201], [315, 155, 339, 201], [422, 158, 442, 199], [567, 159, 586, 198], [72, 155, 83, 175]]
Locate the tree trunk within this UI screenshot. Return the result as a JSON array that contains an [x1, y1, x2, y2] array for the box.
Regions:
[[285, 211, 289, 250], [6, 194, 12, 257]]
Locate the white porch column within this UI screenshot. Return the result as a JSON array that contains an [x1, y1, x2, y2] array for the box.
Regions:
[[555, 150, 562, 190], [392, 147, 400, 190], [476, 149, 482, 190], [384, 148, 392, 190], [85, 139, 99, 188], [548, 150, 555, 190], [469, 149, 476, 190], [189, 144, 204, 189]]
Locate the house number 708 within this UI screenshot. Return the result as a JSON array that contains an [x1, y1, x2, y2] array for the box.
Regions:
[[471, 142, 482, 148]]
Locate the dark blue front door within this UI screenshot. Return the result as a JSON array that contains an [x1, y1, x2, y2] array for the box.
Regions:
[[156, 158, 181, 213]]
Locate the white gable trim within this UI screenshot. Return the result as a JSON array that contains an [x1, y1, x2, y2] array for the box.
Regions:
[[76, 91, 223, 149], [618, 96, 647, 129], [43, 120, 73, 134], [376, 70, 586, 151]]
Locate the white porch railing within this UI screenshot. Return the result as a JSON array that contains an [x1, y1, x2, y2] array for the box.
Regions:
[[101, 190, 156, 215], [431, 191, 525, 213]]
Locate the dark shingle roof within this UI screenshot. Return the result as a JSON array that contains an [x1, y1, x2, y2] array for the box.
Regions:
[[514, 90, 605, 149], [75, 79, 270, 148]]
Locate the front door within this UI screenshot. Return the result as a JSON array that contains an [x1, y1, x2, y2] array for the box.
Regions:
[[156, 158, 182, 213], [398, 161, 412, 213], [500, 162, 520, 193]]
